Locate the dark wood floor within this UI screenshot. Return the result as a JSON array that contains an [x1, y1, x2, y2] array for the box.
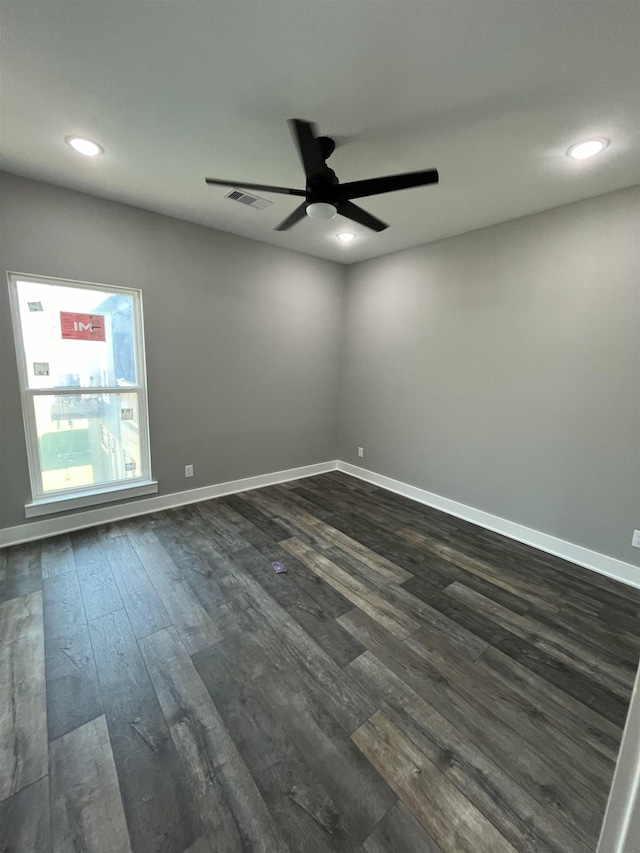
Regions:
[[1, 472, 639, 853]]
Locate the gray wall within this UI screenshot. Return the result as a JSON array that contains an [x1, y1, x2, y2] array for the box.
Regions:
[[0, 172, 345, 530], [339, 187, 640, 564], [2, 173, 638, 567]]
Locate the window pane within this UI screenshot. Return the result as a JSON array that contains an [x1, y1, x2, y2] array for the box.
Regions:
[[15, 279, 137, 389], [34, 392, 143, 492]]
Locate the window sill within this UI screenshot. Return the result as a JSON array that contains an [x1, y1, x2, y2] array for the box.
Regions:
[[25, 480, 159, 518]]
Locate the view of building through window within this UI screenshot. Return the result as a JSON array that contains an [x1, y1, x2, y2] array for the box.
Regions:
[[10, 275, 151, 500]]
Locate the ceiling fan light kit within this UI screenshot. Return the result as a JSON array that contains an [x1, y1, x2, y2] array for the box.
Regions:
[[306, 202, 337, 220], [205, 118, 439, 233]]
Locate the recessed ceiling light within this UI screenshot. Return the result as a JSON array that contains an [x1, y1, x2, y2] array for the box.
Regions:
[[66, 137, 103, 157], [337, 232, 356, 243], [567, 138, 608, 160]]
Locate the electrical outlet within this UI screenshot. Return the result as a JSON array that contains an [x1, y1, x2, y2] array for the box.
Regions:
[[632, 530, 640, 548], [185, 464, 194, 478], [357, 446, 364, 458]]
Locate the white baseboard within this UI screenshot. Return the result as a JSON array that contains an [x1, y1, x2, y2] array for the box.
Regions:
[[2, 457, 638, 592], [338, 461, 640, 591], [0, 460, 338, 548]]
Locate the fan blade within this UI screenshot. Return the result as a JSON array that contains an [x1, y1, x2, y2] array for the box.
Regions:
[[205, 178, 306, 197], [338, 201, 388, 232], [336, 169, 439, 200], [274, 202, 308, 231], [288, 119, 326, 182]]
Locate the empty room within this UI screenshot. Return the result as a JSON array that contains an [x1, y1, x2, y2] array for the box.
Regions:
[[1, 2, 639, 852]]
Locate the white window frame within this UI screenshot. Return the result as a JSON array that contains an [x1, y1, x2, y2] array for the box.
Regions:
[[8, 272, 157, 517]]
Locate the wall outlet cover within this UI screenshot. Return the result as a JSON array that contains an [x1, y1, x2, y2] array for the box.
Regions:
[[632, 530, 640, 548], [185, 464, 194, 478], [358, 446, 364, 458]]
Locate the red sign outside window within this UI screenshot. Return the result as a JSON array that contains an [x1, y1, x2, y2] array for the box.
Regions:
[[60, 312, 106, 341]]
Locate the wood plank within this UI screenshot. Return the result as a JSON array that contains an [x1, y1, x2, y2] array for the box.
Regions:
[[221, 494, 292, 542], [239, 489, 323, 541], [151, 510, 244, 622], [194, 612, 376, 853], [325, 546, 490, 660], [448, 526, 640, 615], [41, 534, 76, 578], [520, 552, 640, 613], [596, 605, 640, 642], [281, 537, 420, 639], [394, 540, 501, 599], [103, 512, 171, 543], [0, 775, 50, 852], [213, 498, 265, 531], [49, 715, 132, 853], [328, 512, 485, 593], [352, 710, 518, 853], [319, 509, 390, 551], [238, 527, 354, 619], [193, 629, 348, 852], [446, 582, 636, 697], [0, 591, 47, 800], [89, 609, 203, 853], [132, 538, 223, 654], [531, 600, 640, 665], [402, 579, 514, 647], [152, 526, 231, 617], [193, 620, 316, 774], [219, 560, 375, 734], [183, 839, 214, 853], [338, 607, 606, 846], [402, 569, 532, 616], [71, 528, 123, 621], [153, 518, 231, 580], [324, 481, 459, 542], [192, 501, 253, 552], [232, 544, 365, 667], [256, 760, 366, 853], [270, 483, 339, 521], [399, 527, 561, 611], [348, 484, 455, 528], [494, 632, 632, 728], [323, 471, 372, 491], [289, 484, 341, 515], [0, 541, 42, 603], [476, 644, 623, 763], [101, 533, 171, 638], [43, 570, 103, 741], [348, 651, 592, 853], [140, 627, 290, 853], [265, 501, 413, 584], [251, 668, 396, 845], [405, 625, 613, 805], [295, 481, 410, 534], [364, 801, 443, 853], [167, 505, 254, 579], [193, 617, 389, 850]]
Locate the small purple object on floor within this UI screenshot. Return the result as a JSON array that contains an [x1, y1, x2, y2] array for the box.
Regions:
[[272, 561, 287, 574]]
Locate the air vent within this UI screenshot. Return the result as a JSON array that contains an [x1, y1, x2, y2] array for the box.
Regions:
[[225, 189, 273, 211]]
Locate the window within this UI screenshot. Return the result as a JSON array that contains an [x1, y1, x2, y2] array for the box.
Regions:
[[8, 273, 156, 516]]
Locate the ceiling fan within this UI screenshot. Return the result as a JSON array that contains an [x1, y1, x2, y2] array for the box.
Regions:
[[205, 119, 439, 232]]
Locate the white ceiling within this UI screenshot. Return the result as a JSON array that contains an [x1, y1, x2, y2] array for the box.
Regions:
[[1, 1, 639, 264]]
